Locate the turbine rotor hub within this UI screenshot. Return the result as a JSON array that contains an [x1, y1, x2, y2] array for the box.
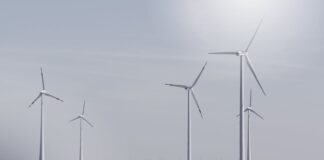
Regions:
[[40, 90, 47, 94], [238, 51, 248, 56]]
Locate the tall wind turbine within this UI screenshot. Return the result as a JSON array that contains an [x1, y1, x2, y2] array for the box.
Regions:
[[245, 89, 264, 160], [208, 17, 266, 160], [70, 100, 94, 160], [165, 62, 207, 160], [28, 68, 64, 160]]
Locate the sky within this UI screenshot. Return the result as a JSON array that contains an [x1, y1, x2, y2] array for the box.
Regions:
[[0, 0, 324, 160]]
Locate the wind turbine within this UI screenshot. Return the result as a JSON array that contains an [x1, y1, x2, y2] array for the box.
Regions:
[[70, 100, 94, 160], [28, 68, 64, 160], [208, 17, 266, 160], [245, 89, 264, 160], [165, 62, 207, 160], [236, 89, 264, 160]]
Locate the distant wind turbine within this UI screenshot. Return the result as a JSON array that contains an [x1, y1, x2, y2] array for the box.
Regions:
[[237, 90, 264, 160], [28, 68, 64, 160], [70, 100, 94, 160], [165, 62, 207, 160], [209, 17, 266, 160], [245, 89, 264, 160]]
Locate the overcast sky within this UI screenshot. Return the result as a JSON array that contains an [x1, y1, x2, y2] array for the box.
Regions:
[[0, 0, 324, 160]]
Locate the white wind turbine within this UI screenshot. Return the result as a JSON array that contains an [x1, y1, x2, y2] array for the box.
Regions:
[[245, 89, 264, 160], [209, 17, 266, 160], [70, 100, 94, 160], [28, 68, 64, 160], [237, 89, 264, 160], [165, 62, 207, 160]]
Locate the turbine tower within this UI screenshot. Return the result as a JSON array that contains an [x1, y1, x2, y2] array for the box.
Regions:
[[208, 17, 266, 160], [28, 68, 64, 160], [70, 100, 94, 160], [246, 89, 264, 160], [165, 62, 207, 160]]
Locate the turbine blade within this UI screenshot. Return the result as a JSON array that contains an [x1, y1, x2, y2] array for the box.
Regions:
[[236, 108, 249, 117], [82, 100, 86, 115], [41, 94, 43, 106], [249, 89, 252, 107], [44, 92, 64, 102], [245, 16, 264, 52], [70, 116, 80, 122], [208, 52, 238, 55], [40, 68, 45, 90], [191, 62, 207, 88], [82, 117, 94, 127], [190, 89, 203, 119], [248, 108, 264, 120], [28, 93, 41, 108], [245, 56, 266, 95], [165, 84, 188, 89]]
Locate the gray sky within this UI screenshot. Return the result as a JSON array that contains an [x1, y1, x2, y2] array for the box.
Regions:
[[0, 0, 324, 160]]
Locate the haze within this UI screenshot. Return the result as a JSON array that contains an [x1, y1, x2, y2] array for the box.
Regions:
[[0, 0, 323, 160]]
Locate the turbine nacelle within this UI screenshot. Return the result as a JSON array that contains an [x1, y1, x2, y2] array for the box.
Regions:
[[238, 51, 248, 56], [183, 86, 191, 90], [40, 90, 47, 94]]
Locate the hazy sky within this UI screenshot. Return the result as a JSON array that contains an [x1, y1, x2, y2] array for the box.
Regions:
[[0, 0, 324, 160]]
